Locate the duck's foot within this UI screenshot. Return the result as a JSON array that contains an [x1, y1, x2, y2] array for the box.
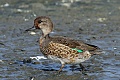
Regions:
[[79, 63, 85, 71], [79, 63, 89, 75], [79, 63, 89, 71]]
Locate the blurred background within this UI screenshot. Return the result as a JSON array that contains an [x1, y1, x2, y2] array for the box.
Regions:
[[0, 0, 120, 80]]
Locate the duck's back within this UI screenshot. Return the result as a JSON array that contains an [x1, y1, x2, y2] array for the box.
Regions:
[[50, 36, 99, 51]]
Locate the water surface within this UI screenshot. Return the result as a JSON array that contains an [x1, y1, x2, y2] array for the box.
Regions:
[[0, 0, 120, 80]]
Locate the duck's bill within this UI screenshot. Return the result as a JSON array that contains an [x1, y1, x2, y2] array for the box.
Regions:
[[25, 26, 36, 31]]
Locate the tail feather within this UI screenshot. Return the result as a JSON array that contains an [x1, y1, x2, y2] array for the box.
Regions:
[[90, 49, 104, 55]]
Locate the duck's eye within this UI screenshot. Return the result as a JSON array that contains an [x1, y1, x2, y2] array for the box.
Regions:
[[38, 20, 42, 23]]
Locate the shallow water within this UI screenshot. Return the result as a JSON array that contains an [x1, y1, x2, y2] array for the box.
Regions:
[[0, 0, 120, 80]]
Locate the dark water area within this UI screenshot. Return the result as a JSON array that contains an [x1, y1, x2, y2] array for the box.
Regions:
[[0, 0, 120, 80]]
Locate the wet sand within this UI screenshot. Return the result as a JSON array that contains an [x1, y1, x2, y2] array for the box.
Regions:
[[0, 0, 120, 80]]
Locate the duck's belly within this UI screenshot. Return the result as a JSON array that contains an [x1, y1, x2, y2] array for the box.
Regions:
[[47, 55, 86, 64]]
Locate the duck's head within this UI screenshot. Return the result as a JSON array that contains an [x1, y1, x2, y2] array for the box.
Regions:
[[26, 16, 53, 36]]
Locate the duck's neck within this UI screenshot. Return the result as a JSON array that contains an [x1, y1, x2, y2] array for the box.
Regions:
[[40, 28, 52, 45], [41, 28, 52, 37], [40, 33, 50, 45]]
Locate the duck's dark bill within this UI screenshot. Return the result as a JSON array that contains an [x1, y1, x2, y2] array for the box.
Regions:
[[25, 26, 36, 31]]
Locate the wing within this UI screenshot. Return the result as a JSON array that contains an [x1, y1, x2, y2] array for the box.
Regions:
[[50, 36, 99, 51]]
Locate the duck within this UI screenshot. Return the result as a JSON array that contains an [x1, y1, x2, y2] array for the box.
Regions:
[[26, 16, 101, 73]]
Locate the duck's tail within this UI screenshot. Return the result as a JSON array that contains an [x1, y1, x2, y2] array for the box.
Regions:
[[90, 48, 105, 55]]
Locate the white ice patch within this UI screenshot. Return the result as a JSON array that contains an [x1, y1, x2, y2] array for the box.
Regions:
[[30, 31, 36, 35], [51, 31, 55, 33], [0, 60, 4, 63], [30, 56, 47, 61]]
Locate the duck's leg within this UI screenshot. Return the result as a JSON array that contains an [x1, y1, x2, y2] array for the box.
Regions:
[[79, 63, 85, 71], [58, 64, 65, 73], [79, 63, 88, 75]]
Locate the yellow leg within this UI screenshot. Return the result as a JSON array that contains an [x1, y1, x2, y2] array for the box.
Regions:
[[58, 64, 65, 73]]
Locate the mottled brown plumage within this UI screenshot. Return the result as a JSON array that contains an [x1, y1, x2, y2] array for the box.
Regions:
[[27, 16, 102, 73]]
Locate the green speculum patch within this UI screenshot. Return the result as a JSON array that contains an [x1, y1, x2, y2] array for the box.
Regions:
[[72, 48, 83, 53]]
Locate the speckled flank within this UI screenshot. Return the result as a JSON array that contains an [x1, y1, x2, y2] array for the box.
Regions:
[[47, 41, 79, 61]]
